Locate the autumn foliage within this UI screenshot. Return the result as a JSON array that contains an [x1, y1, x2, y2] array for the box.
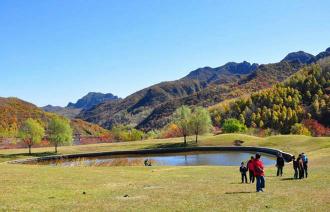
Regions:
[[209, 63, 330, 134], [161, 123, 182, 138], [303, 119, 330, 137]]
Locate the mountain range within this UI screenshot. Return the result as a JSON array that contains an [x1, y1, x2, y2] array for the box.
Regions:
[[74, 48, 330, 131], [37, 47, 330, 132], [1, 46, 328, 139]]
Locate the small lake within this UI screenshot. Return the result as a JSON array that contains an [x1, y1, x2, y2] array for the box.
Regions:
[[42, 151, 276, 167]]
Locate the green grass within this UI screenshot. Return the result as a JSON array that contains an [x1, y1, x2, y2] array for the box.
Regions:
[[0, 134, 330, 211]]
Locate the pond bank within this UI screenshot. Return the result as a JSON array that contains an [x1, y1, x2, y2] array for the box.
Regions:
[[9, 146, 293, 165]]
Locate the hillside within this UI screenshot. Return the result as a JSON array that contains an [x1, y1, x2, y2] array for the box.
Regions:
[[78, 48, 330, 131], [0, 97, 110, 138], [209, 57, 330, 134], [42, 105, 81, 119], [137, 60, 306, 130]]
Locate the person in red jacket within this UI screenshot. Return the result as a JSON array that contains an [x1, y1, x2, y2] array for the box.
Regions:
[[247, 156, 255, 183], [253, 153, 265, 192]]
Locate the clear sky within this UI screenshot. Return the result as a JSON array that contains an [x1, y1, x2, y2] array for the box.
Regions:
[[1, 0, 329, 107]]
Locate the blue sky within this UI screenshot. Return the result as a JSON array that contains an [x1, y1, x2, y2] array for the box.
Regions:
[[1, 0, 329, 106]]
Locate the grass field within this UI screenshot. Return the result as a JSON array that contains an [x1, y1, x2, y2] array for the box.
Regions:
[[0, 134, 330, 211]]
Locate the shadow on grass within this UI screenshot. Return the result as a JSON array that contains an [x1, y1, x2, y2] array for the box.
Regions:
[[0, 152, 58, 161], [230, 182, 252, 185], [225, 191, 255, 194], [266, 175, 279, 178], [280, 177, 295, 181]]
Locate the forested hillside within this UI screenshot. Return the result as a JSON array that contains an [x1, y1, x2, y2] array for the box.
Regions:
[[0, 97, 110, 138], [137, 60, 303, 130], [209, 57, 330, 134]]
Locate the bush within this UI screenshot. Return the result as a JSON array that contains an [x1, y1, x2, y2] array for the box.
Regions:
[[160, 123, 182, 138], [222, 118, 247, 133], [303, 119, 329, 137], [130, 128, 144, 141], [144, 130, 160, 139], [111, 125, 145, 141], [290, 123, 311, 136]]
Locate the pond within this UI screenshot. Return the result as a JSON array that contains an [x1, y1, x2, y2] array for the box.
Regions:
[[39, 151, 276, 167]]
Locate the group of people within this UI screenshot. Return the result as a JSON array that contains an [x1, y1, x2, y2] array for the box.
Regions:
[[239, 152, 309, 192], [275, 152, 308, 179], [292, 153, 308, 179], [239, 153, 265, 192]]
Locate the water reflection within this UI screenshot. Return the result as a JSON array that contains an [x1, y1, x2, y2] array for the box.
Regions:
[[48, 151, 276, 166]]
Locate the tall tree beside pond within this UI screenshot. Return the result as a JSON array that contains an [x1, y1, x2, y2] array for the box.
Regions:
[[48, 117, 73, 153], [190, 107, 212, 143], [173, 106, 192, 144], [18, 118, 45, 154]]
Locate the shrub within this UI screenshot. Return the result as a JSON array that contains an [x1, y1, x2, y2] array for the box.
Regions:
[[161, 123, 182, 138], [303, 119, 329, 137], [290, 123, 311, 136], [130, 128, 144, 141], [222, 118, 247, 133], [111, 125, 145, 141], [145, 130, 160, 139]]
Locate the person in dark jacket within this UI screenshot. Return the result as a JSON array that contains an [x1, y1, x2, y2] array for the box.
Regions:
[[239, 162, 248, 183], [297, 154, 304, 179], [247, 156, 255, 183], [276, 153, 285, 176], [292, 156, 299, 179], [302, 153, 308, 178]]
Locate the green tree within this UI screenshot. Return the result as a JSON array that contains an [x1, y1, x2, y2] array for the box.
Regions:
[[239, 114, 245, 125], [190, 107, 212, 143], [48, 117, 73, 153], [173, 106, 192, 144], [18, 118, 45, 154], [222, 118, 247, 133]]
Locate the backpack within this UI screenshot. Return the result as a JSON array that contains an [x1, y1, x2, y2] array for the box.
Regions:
[[302, 155, 308, 163]]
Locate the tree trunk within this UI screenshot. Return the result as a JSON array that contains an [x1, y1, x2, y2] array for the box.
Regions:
[[195, 126, 199, 143], [28, 145, 31, 155], [183, 135, 187, 145], [55, 144, 58, 153]]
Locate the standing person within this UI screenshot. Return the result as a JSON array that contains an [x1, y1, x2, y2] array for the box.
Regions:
[[276, 153, 285, 176], [302, 153, 308, 178], [247, 156, 255, 183], [292, 156, 299, 179], [239, 162, 248, 183], [297, 154, 304, 179], [253, 153, 265, 192]]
